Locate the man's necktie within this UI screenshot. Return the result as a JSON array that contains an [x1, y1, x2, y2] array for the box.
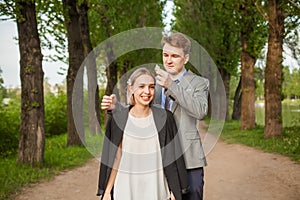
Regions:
[[164, 79, 179, 110], [164, 95, 170, 110]]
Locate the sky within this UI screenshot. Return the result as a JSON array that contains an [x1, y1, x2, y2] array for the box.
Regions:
[[0, 3, 299, 88], [0, 20, 67, 88]]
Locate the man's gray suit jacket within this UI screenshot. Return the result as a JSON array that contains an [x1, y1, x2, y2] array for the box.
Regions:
[[154, 70, 209, 169]]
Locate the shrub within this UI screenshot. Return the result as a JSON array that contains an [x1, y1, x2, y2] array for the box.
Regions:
[[44, 91, 67, 137], [0, 99, 20, 157]]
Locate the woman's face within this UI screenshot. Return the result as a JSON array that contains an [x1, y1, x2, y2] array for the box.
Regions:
[[130, 74, 155, 107]]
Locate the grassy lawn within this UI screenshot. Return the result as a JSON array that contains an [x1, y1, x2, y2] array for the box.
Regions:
[[220, 120, 300, 163], [0, 134, 98, 200]]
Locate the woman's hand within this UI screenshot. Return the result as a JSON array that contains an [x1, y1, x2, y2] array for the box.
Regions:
[[101, 193, 111, 200]]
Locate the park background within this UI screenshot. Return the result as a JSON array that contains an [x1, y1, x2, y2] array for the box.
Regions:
[[0, 0, 299, 199]]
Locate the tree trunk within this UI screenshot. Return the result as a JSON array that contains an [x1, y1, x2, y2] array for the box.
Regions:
[[264, 0, 284, 138], [96, 4, 118, 97], [241, 38, 256, 129], [63, 0, 85, 146], [78, 0, 101, 135], [16, 0, 45, 166], [104, 42, 118, 96], [219, 68, 231, 121], [232, 77, 242, 120], [119, 60, 129, 104], [239, 1, 257, 129]]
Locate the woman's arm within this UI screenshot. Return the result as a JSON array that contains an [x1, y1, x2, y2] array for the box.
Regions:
[[102, 143, 122, 199]]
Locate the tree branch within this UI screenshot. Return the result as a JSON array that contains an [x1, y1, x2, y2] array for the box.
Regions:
[[254, 0, 269, 23], [287, 0, 300, 10]]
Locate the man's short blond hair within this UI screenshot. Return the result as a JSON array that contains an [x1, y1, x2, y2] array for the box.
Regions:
[[161, 32, 191, 55]]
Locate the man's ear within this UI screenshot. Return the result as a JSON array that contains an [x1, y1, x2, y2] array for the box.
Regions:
[[184, 54, 190, 64]]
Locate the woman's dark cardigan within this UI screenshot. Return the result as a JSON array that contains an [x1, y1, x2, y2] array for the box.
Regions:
[[97, 105, 189, 200]]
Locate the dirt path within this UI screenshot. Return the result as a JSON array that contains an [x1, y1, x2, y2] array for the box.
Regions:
[[14, 140, 300, 200]]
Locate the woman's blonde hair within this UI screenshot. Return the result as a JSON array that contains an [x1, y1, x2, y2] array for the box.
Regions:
[[127, 67, 156, 105]]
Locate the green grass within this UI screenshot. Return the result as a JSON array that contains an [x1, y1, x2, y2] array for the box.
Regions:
[[220, 120, 300, 163], [0, 134, 99, 200]]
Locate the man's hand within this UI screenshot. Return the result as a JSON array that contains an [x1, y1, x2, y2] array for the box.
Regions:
[[155, 65, 173, 89], [101, 94, 116, 110]]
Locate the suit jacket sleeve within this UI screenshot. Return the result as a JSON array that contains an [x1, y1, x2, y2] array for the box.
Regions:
[[165, 72, 209, 120]]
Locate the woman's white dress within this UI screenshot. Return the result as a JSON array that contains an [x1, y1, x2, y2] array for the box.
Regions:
[[113, 112, 170, 200]]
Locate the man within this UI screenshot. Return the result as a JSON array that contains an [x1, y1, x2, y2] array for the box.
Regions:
[[101, 32, 209, 200]]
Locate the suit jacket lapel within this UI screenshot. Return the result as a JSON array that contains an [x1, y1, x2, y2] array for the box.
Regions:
[[170, 71, 192, 113]]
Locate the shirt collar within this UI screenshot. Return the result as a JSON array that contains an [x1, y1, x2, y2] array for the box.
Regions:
[[176, 68, 187, 82]]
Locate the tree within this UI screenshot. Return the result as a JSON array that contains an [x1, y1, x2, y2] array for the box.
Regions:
[[78, 0, 100, 134], [264, 0, 285, 138], [89, 0, 165, 98], [15, 0, 45, 166], [239, 0, 267, 129], [62, 0, 85, 146], [173, 0, 240, 120], [256, 0, 300, 138], [232, 76, 242, 120]]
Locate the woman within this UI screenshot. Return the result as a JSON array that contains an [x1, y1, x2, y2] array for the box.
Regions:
[[97, 67, 189, 200]]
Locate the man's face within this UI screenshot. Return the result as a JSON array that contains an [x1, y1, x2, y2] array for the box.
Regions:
[[162, 43, 189, 78]]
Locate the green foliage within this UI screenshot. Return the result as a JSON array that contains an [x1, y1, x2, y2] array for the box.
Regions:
[[173, 0, 240, 75], [239, 0, 268, 58], [221, 120, 300, 163], [98, 87, 106, 126], [89, 0, 166, 46], [0, 89, 69, 157], [44, 91, 67, 137], [0, 0, 15, 20], [254, 67, 264, 99], [88, 0, 166, 79], [282, 67, 300, 99], [0, 99, 20, 157], [36, 0, 67, 64], [0, 68, 7, 103], [0, 134, 95, 200], [283, 1, 300, 65]]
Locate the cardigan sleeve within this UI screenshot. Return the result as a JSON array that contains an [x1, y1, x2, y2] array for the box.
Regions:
[[163, 111, 189, 200], [97, 116, 113, 196], [96, 109, 127, 197]]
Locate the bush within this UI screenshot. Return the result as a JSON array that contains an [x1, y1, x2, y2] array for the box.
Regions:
[[44, 91, 67, 137], [0, 99, 20, 157]]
